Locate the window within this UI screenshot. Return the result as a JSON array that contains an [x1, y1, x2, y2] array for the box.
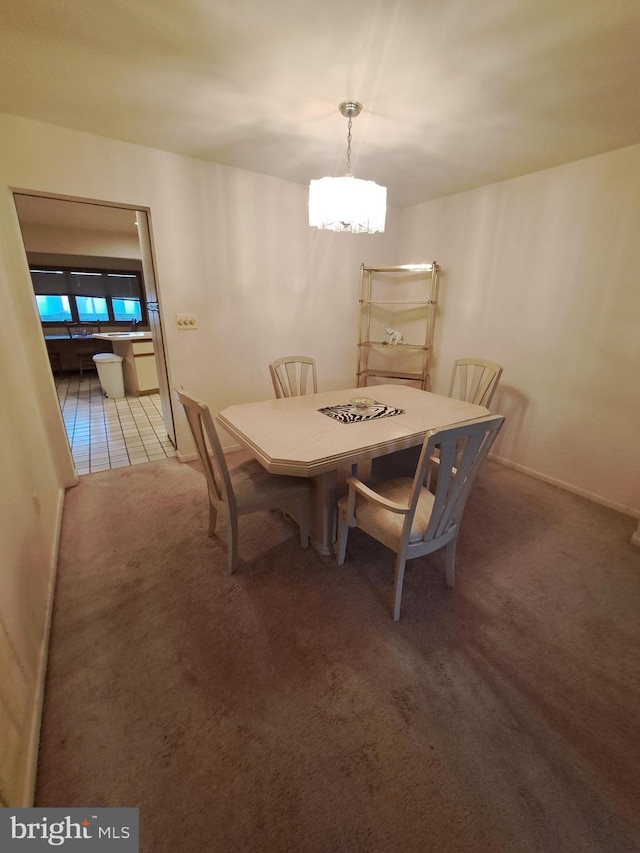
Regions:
[[31, 266, 145, 326], [76, 296, 109, 323], [112, 298, 142, 322], [36, 294, 72, 322]]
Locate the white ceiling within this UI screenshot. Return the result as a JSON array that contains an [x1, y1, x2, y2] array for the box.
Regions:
[[2, 0, 640, 209]]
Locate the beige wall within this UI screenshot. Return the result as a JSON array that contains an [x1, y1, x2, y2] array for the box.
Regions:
[[0, 111, 398, 804], [1, 109, 638, 804], [0, 189, 68, 807], [399, 144, 640, 516]]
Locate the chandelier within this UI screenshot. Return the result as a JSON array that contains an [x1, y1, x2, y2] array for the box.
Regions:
[[309, 101, 387, 234]]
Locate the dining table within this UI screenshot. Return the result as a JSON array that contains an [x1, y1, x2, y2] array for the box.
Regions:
[[217, 384, 489, 554]]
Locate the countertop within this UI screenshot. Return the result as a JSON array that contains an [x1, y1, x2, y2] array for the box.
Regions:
[[92, 332, 153, 342]]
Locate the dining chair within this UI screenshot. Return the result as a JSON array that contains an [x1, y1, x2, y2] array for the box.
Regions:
[[336, 414, 505, 620], [66, 322, 102, 377], [175, 388, 311, 574], [269, 356, 318, 398], [448, 358, 503, 408]]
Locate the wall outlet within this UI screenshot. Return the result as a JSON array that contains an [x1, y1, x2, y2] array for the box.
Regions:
[[176, 313, 198, 329]]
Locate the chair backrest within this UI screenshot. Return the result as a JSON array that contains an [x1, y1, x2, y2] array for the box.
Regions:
[[66, 322, 101, 338], [411, 415, 504, 546], [448, 358, 503, 408], [175, 388, 235, 513], [269, 356, 318, 398]]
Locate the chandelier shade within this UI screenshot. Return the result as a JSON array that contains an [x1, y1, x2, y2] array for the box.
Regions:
[[309, 175, 387, 233], [309, 101, 387, 234]]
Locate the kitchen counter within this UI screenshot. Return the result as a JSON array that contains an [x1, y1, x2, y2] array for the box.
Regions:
[[93, 332, 158, 395], [92, 331, 153, 342]]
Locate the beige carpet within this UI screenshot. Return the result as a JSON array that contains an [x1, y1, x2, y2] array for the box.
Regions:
[[35, 454, 640, 852]]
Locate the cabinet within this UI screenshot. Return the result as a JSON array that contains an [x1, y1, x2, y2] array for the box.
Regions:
[[356, 262, 440, 390], [112, 338, 159, 395]]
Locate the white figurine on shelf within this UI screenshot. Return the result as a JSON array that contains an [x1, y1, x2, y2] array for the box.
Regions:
[[383, 326, 405, 345]]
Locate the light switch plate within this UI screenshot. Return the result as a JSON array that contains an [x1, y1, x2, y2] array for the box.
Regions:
[[176, 313, 198, 329]]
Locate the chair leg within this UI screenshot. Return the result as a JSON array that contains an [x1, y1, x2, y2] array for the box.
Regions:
[[227, 517, 238, 575], [207, 501, 218, 537], [336, 509, 349, 566], [444, 539, 457, 588], [392, 553, 408, 621]]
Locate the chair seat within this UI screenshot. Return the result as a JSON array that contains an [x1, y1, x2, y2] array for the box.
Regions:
[[232, 458, 310, 509], [336, 414, 505, 619], [338, 477, 435, 544]]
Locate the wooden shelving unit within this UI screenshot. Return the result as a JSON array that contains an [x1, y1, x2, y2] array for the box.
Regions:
[[356, 262, 440, 390]]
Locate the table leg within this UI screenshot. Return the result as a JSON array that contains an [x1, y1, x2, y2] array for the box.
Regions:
[[307, 468, 352, 555]]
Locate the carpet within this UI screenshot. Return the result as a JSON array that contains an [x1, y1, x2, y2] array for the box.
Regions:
[[35, 455, 640, 852]]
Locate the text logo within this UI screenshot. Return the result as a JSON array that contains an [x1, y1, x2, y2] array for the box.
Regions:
[[0, 809, 138, 851]]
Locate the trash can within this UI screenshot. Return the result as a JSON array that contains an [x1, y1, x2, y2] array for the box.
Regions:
[[93, 353, 125, 399]]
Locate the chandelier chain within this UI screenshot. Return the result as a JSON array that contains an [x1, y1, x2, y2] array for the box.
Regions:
[[308, 99, 387, 233]]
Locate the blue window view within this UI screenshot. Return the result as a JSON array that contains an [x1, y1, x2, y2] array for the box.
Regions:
[[32, 267, 144, 325], [36, 295, 72, 322], [76, 296, 109, 323], [112, 298, 142, 322]]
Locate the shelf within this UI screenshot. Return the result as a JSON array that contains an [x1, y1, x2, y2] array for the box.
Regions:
[[359, 300, 433, 306], [358, 342, 428, 350], [364, 264, 437, 273], [357, 262, 440, 391], [358, 369, 425, 382]]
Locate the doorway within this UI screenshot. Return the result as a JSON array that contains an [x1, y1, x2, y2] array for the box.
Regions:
[[13, 193, 176, 471]]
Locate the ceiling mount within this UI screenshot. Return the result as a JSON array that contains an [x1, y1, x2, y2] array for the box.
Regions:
[[338, 101, 362, 119]]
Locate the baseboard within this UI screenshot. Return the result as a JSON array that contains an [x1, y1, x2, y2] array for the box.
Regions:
[[489, 453, 640, 519], [63, 471, 80, 488], [176, 450, 199, 463], [222, 443, 244, 455], [177, 443, 243, 464], [21, 483, 66, 806]]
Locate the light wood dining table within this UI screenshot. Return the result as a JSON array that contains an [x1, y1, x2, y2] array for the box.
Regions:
[[217, 384, 489, 554]]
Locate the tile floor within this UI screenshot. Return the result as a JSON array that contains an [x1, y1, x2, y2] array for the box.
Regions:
[[56, 372, 176, 475]]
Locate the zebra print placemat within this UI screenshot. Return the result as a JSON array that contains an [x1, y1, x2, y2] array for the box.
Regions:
[[318, 402, 405, 423]]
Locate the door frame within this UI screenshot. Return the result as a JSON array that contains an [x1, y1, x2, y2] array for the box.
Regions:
[[12, 191, 175, 449]]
